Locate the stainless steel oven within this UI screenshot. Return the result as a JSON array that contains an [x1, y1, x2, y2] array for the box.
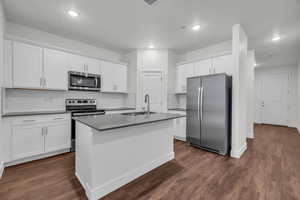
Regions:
[[66, 99, 105, 152], [68, 71, 101, 91]]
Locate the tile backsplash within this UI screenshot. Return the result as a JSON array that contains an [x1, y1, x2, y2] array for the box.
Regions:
[[3, 88, 136, 113]]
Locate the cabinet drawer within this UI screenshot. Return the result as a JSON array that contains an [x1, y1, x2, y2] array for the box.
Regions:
[[11, 114, 69, 125]]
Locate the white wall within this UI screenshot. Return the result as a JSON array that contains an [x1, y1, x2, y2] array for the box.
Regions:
[[231, 24, 248, 158], [0, 1, 6, 167], [247, 51, 255, 138], [298, 61, 300, 132], [255, 65, 298, 127]]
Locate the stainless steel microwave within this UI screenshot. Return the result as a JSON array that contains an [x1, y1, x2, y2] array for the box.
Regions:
[[68, 71, 101, 91]]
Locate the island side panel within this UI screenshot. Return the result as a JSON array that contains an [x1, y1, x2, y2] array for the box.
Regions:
[[89, 120, 175, 199], [75, 122, 94, 199]]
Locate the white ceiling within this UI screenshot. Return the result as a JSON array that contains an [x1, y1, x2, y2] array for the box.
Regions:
[[2, 0, 300, 67]]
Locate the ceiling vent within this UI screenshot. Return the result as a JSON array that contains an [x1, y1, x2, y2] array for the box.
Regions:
[[144, 0, 159, 6]]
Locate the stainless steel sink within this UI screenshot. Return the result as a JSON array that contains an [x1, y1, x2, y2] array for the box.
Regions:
[[121, 111, 156, 116]]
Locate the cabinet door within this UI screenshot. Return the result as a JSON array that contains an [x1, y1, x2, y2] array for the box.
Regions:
[[12, 124, 44, 160], [212, 54, 233, 75], [114, 64, 127, 92], [85, 57, 100, 74], [43, 48, 68, 90], [100, 61, 115, 92], [3, 40, 13, 88], [176, 63, 194, 93], [45, 122, 70, 152], [176, 65, 185, 93], [68, 53, 85, 72], [13, 42, 43, 89], [194, 59, 211, 76]]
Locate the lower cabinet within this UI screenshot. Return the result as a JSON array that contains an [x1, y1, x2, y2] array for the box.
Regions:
[[10, 114, 71, 162], [12, 124, 44, 160], [168, 111, 186, 141], [44, 122, 70, 153]]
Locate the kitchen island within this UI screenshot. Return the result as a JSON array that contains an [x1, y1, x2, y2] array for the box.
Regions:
[[73, 112, 183, 200]]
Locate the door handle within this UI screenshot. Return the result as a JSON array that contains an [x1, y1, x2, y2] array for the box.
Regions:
[[197, 87, 201, 120], [200, 86, 204, 121]]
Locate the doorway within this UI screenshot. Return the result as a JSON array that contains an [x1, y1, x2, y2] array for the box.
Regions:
[[255, 73, 288, 126], [141, 72, 163, 112]]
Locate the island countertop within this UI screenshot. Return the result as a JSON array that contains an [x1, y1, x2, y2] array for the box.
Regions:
[[73, 112, 184, 131]]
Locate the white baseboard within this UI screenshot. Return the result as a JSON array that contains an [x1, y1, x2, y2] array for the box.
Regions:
[[231, 143, 247, 159], [247, 131, 254, 139], [78, 152, 174, 200], [0, 161, 4, 179], [174, 136, 186, 142], [5, 148, 70, 167]]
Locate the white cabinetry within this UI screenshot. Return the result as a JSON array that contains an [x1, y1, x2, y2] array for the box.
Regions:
[[13, 41, 43, 89], [212, 54, 233, 75], [194, 59, 212, 76], [3, 40, 13, 88], [44, 48, 68, 90], [176, 63, 194, 93], [168, 110, 186, 141], [101, 61, 127, 93], [68, 54, 100, 74], [10, 41, 69, 90], [10, 114, 71, 164], [176, 54, 233, 94], [12, 124, 44, 160], [44, 121, 70, 152]]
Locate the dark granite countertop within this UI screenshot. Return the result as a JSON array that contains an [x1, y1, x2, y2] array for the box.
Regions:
[[168, 108, 187, 111], [73, 112, 184, 131], [101, 107, 136, 111], [2, 110, 68, 117]]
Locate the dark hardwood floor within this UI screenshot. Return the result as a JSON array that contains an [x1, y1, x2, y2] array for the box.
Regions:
[[0, 124, 300, 200]]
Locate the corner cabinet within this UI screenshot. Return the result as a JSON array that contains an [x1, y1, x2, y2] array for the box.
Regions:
[[100, 61, 128, 93], [9, 114, 71, 164]]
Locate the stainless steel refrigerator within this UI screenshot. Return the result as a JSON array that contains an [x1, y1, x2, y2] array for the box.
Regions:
[[186, 74, 232, 155]]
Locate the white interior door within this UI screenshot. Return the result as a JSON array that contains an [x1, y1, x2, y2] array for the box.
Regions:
[[260, 73, 288, 126], [255, 80, 262, 123], [141, 72, 163, 112]]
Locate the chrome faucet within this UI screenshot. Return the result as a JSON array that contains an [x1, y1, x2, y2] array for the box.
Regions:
[[144, 94, 150, 115]]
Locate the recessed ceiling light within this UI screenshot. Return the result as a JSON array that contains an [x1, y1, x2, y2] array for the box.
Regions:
[[149, 44, 154, 49], [254, 63, 258, 67], [68, 10, 79, 17], [192, 24, 201, 31], [272, 34, 281, 42]]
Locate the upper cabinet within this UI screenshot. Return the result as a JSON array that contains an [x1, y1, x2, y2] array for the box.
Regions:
[[194, 59, 212, 76], [101, 61, 127, 93], [13, 41, 43, 89], [175, 54, 233, 93], [43, 48, 68, 90], [68, 54, 100, 74], [4, 40, 128, 93], [212, 54, 233, 75], [176, 63, 194, 93]]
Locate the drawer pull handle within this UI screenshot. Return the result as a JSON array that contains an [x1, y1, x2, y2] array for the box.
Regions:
[[23, 120, 35, 123]]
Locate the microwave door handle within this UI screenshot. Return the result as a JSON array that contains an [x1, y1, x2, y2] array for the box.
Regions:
[[95, 77, 98, 88]]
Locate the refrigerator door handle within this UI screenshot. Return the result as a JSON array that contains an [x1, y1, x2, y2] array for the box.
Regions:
[[200, 86, 204, 121], [198, 87, 201, 120]]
